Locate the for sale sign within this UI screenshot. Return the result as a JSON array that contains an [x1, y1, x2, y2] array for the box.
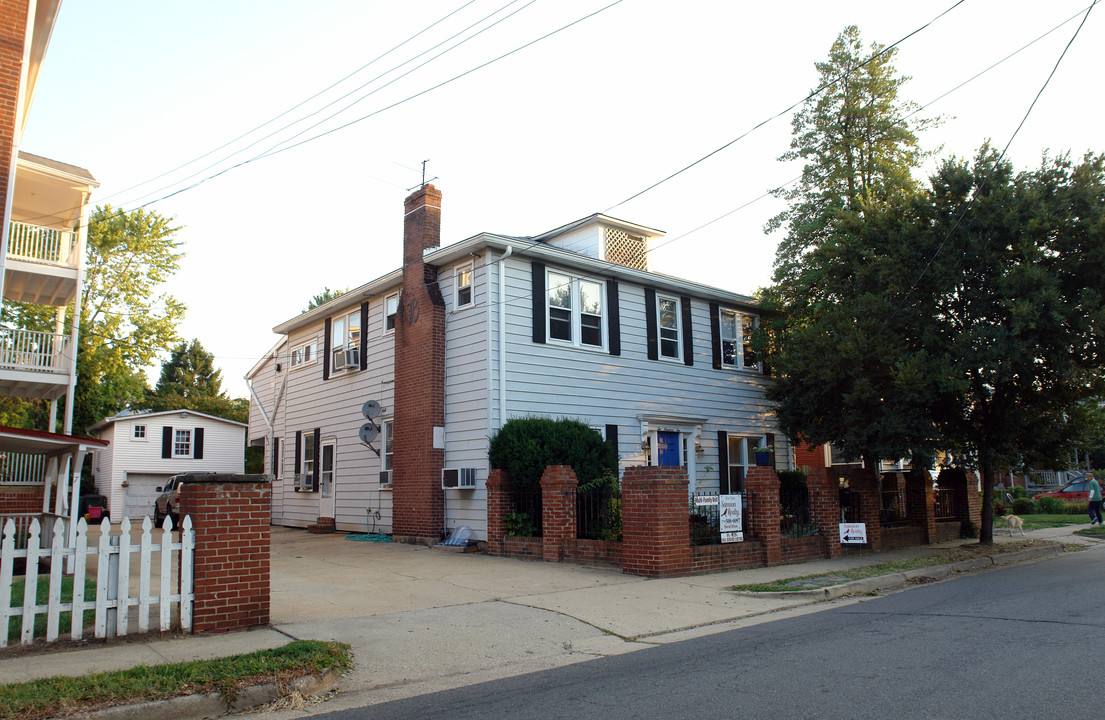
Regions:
[[839, 522, 867, 544], [720, 494, 743, 543]]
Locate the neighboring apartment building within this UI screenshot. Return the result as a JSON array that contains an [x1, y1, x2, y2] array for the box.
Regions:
[[0, 1, 103, 528], [87, 410, 247, 520], [248, 184, 787, 543]]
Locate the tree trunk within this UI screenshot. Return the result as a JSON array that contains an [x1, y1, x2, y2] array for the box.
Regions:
[[979, 461, 995, 545]]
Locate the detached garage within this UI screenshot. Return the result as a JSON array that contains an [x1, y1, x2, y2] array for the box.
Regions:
[[88, 409, 247, 523]]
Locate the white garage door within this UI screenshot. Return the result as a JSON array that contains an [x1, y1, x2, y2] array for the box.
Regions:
[[123, 473, 173, 519]]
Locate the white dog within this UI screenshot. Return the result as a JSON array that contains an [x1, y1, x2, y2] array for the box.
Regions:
[[1003, 514, 1024, 536]]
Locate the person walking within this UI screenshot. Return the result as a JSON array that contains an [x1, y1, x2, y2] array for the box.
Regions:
[[1088, 472, 1103, 526]]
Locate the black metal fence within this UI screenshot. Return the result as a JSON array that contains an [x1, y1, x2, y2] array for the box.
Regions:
[[880, 488, 909, 527], [780, 485, 811, 535], [577, 488, 622, 541], [839, 489, 862, 524], [689, 493, 721, 546], [509, 488, 543, 537], [934, 487, 959, 520]]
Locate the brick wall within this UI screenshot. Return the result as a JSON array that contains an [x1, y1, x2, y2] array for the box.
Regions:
[[781, 536, 824, 564], [178, 475, 271, 634], [906, 470, 937, 543], [485, 468, 512, 555], [691, 539, 765, 574], [621, 466, 690, 577], [794, 442, 827, 470], [806, 465, 841, 559], [0, 0, 28, 219], [0, 486, 44, 514], [745, 466, 782, 566], [540, 465, 577, 562], [393, 184, 446, 543], [846, 470, 883, 551]]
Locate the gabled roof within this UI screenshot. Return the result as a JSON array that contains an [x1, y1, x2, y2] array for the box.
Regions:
[[88, 409, 248, 434], [245, 337, 288, 380]]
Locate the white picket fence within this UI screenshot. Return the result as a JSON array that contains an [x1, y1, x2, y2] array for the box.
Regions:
[[0, 515, 194, 647]]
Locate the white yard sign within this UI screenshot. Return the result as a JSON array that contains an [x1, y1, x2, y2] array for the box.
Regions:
[[720, 494, 743, 543], [839, 522, 868, 544]]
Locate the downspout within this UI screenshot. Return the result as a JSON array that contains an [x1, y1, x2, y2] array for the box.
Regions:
[[497, 245, 513, 429]]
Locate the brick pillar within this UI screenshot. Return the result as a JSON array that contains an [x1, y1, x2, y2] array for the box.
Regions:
[[179, 474, 271, 634], [540, 465, 578, 562], [806, 465, 841, 559], [963, 471, 982, 530], [393, 184, 447, 544], [906, 470, 937, 543], [621, 466, 690, 577], [745, 466, 782, 566], [485, 469, 513, 556], [847, 470, 883, 551]]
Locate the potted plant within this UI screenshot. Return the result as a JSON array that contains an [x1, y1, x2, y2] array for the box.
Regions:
[[753, 445, 774, 466]]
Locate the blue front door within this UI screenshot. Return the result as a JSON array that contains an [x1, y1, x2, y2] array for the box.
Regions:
[[657, 431, 680, 466]]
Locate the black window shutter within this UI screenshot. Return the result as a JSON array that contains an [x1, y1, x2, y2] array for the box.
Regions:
[[294, 431, 302, 474], [717, 431, 729, 494], [607, 279, 620, 356], [531, 262, 546, 344], [322, 318, 332, 381], [360, 301, 370, 371], [194, 428, 204, 459], [312, 428, 321, 492], [709, 302, 722, 369], [680, 297, 694, 366], [272, 437, 280, 477], [162, 426, 173, 459], [605, 423, 619, 457], [766, 432, 776, 468], [644, 288, 658, 360]]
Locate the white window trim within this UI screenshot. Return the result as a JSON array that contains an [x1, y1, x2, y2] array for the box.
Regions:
[[455, 263, 474, 309], [330, 311, 361, 373], [382, 419, 394, 471], [384, 293, 399, 333], [719, 308, 761, 372], [656, 293, 682, 362], [133, 424, 147, 441], [545, 269, 606, 351], [300, 433, 316, 491], [291, 340, 318, 368], [173, 428, 193, 458]]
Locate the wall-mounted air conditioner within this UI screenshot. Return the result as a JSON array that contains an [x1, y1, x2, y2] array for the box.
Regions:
[[346, 348, 359, 367], [379, 470, 392, 488], [442, 467, 477, 489], [333, 349, 347, 370]]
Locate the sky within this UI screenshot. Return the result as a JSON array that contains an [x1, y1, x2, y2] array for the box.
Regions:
[[20, 0, 1105, 399]]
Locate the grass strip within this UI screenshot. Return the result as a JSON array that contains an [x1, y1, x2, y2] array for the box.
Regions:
[[727, 539, 1058, 593], [1074, 525, 1105, 538], [0, 639, 351, 720], [6, 577, 97, 642]]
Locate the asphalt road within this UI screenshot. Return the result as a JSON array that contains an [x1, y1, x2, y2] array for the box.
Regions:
[[314, 549, 1105, 719]]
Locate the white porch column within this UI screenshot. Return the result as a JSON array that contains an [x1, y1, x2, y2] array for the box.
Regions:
[[62, 193, 92, 436]]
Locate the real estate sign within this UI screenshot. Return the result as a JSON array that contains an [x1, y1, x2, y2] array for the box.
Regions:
[[720, 494, 743, 543], [839, 522, 867, 544]]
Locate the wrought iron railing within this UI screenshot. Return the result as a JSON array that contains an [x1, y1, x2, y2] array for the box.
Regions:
[[577, 487, 621, 541], [933, 487, 959, 520], [880, 488, 909, 527], [780, 486, 811, 534], [7, 221, 78, 266]]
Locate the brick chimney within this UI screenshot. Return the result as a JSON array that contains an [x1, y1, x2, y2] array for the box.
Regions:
[[392, 184, 446, 544]]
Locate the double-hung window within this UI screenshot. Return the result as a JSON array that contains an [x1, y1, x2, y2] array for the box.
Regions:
[[547, 270, 604, 348], [330, 312, 360, 372], [657, 294, 681, 360], [382, 420, 394, 471], [302, 432, 315, 488], [174, 429, 192, 458], [385, 294, 399, 332], [456, 264, 473, 308], [719, 309, 759, 370], [291, 341, 316, 367]]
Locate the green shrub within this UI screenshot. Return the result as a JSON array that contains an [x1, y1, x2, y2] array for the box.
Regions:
[[489, 417, 617, 489], [1037, 496, 1065, 514], [961, 519, 979, 538], [1063, 500, 1089, 515], [1011, 497, 1038, 515], [1011, 486, 1028, 499], [777, 470, 808, 489], [504, 512, 538, 537]]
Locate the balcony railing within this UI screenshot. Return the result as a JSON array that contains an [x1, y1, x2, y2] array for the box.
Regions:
[[0, 328, 72, 373], [7, 221, 78, 267], [0, 451, 46, 485]]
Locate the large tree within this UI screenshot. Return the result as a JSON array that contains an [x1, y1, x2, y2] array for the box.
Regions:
[[144, 339, 246, 423], [763, 25, 939, 469], [0, 205, 186, 433]]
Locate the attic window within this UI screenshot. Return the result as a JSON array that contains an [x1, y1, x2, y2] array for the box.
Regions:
[[604, 228, 647, 271]]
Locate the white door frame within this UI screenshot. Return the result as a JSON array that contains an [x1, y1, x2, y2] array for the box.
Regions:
[[319, 441, 336, 519]]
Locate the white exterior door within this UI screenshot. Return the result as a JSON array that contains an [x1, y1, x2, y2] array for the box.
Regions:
[[319, 442, 335, 519]]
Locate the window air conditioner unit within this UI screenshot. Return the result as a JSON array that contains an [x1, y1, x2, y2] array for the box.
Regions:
[[442, 467, 477, 489], [346, 348, 359, 367], [379, 470, 392, 488], [333, 349, 347, 369]]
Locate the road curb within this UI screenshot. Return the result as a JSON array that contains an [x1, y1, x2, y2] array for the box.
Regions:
[[732, 544, 1065, 601], [70, 667, 340, 720]]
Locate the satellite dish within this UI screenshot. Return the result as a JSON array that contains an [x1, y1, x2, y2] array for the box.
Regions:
[[359, 423, 379, 444], [362, 399, 382, 420]]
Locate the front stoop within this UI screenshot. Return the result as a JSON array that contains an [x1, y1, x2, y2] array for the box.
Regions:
[[307, 517, 336, 534]]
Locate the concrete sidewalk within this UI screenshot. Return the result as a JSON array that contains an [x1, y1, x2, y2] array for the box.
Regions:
[[1, 523, 1100, 716]]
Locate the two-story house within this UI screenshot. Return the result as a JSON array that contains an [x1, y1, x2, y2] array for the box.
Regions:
[[0, 0, 106, 534], [248, 184, 788, 543]]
